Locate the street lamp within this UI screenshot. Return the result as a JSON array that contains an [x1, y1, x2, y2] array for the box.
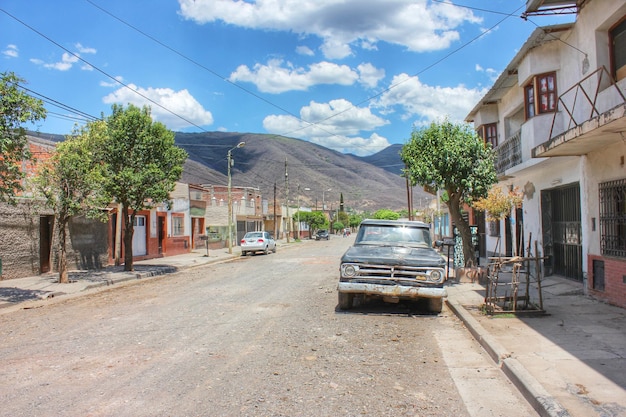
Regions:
[[228, 141, 245, 254], [322, 188, 332, 211]]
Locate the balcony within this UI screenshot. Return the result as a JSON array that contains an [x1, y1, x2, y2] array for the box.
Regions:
[[494, 130, 522, 175], [533, 66, 626, 158]]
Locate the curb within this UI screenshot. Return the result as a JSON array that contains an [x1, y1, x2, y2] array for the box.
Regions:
[[446, 298, 571, 417]]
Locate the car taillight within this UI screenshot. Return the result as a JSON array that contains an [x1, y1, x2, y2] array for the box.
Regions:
[[258, 239, 265, 242], [240, 239, 245, 244]]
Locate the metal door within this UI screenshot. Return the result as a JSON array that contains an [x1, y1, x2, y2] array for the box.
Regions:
[[541, 183, 583, 281]]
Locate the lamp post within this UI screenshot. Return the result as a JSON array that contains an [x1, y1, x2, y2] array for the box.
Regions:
[[322, 188, 332, 211], [228, 141, 245, 254]]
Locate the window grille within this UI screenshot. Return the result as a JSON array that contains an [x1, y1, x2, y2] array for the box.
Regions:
[[599, 178, 626, 257], [172, 216, 184, 236]]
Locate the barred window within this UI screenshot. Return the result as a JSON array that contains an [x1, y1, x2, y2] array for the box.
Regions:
[[172, 215, 184, 236], [599, 179, 626, 257]]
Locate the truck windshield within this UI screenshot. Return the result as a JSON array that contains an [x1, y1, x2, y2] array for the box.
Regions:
[[355, 225, 432, 247]]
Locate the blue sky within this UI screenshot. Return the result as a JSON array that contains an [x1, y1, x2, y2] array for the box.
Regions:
[[1, 0, 573, 156]]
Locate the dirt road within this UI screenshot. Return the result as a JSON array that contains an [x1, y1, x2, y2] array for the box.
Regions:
[[0, 237, 535, 416]]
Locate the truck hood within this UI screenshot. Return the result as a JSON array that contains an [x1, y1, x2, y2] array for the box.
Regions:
[[341, 245, 446, 267]]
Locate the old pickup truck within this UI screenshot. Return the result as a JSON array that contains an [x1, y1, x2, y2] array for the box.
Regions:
[[337, 219, 447, 313]]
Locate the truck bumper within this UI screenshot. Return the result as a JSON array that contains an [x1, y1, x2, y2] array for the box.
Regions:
[[337, 282, 447, 299]]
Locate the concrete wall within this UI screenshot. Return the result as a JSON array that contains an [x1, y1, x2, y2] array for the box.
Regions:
[[0, 200, 110, 280]]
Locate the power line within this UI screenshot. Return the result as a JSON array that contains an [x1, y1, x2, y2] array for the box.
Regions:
[[0, 7, 209, 132]]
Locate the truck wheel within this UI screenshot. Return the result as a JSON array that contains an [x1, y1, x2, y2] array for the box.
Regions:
[[428, 298, 443, 314], [338, 293, 354, 310]]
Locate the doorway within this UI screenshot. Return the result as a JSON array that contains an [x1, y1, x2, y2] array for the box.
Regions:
[[39, 216, 54, 273], [541, 183, 583, 281]]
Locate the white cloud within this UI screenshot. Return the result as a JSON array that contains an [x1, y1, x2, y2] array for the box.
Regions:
[[295, 45, 314, 56], [102, 84, 214, 130], [475, 63, 499, 82], [229, 59, 359, 93], [31, 44, 96, 71], [376, 73, 487, 125], [357, 63, 385, 88], [75, 43, 96, 54], [178, 0, 481, 59], [230, 59, 384, 93], [2, 44, 18, 58], [263, 98, 390, 155], [100, 76, 125, 87], [42, 52, 79, 71]]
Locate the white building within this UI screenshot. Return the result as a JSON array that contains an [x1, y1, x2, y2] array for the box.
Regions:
[[466, 0, 626, 308]]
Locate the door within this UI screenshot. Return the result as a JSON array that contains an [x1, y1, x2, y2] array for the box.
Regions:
[[541, 183, 582, 281], [132, 215, 147, 256], [39, 216, 54, 273]]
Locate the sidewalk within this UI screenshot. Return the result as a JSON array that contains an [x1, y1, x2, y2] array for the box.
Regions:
[[446, 277, 626, 417], [1, 243, 625, 417], [0, 242, 247, 310]]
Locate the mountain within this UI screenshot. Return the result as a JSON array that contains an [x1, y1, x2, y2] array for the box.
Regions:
[[27, 130, 425, 212], [175, 132, 425, 212], [360, 144, 404, 176]]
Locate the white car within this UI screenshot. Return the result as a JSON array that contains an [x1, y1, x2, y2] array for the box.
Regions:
[[240, 231, 277, 256]]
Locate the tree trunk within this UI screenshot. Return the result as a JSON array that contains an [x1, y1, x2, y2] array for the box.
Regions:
[[57, 214, 69, 284], [446, 192, 475, 267], [123, 206, 134, 272]]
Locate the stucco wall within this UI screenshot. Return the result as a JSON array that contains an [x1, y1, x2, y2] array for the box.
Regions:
[[0, 200, 43, 280], [0, 200, 110, 280]]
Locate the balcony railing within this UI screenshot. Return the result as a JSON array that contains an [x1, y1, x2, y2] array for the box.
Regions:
[[548, 66, 626, 140], [494, 130, 522, 174]]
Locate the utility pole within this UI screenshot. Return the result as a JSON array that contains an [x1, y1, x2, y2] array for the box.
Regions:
[[285, 158, 290, 243], [273, 182, 277, 239]]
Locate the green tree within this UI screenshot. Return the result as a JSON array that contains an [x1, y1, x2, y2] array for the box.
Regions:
[[93, 104, 188, 271], [348, 214, 362, 229], [299, 210, 328, 237], [0, 72, 47, 203], [401, 119, 496, 266], [373, 209, 400, 220], [332, 221, 345, 233], [34, 123, 109, 283]]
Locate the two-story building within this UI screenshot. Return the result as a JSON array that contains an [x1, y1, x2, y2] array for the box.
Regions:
[[466, 0, 626, 308]]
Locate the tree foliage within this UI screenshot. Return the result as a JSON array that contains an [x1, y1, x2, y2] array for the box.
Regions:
[[401, 119, 497, 266], [472, 186, 523, 222], [0, 72, 47, 203], [372, 209, 400, 220], [91, 104, 188, 271], [33, 123, 110, 283], [298, 210, 328, 236]]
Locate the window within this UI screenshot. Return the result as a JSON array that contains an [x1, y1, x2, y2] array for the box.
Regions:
[[599, 179, 626, 257], [484, 123, 497, 148], [610, 17, 626, 81], [172, 215, 184, 236], [524, 72, 557, 119]]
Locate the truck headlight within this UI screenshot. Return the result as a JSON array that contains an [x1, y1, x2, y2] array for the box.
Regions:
[[429, 269, 443, 281], [342, 264, 359, 277]]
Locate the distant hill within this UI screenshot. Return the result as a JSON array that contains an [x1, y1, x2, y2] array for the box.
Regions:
[[360, 144, 404, 176], [27, 130, 426, 212], [174, 132, 425, 212]]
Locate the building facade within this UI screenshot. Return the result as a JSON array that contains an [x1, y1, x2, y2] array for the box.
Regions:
[[466, 0, 626, 307]]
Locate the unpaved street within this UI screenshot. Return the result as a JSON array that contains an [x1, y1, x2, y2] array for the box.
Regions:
[[0, 237, 534, 416]]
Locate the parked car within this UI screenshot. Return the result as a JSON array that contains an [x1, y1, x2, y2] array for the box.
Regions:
[[241, 231, 277, 256], [315, 229, 330, 240], [337, 219, 447, 313]]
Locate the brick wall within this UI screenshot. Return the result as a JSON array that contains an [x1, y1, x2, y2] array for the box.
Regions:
[[588, 254, 626, 309]]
